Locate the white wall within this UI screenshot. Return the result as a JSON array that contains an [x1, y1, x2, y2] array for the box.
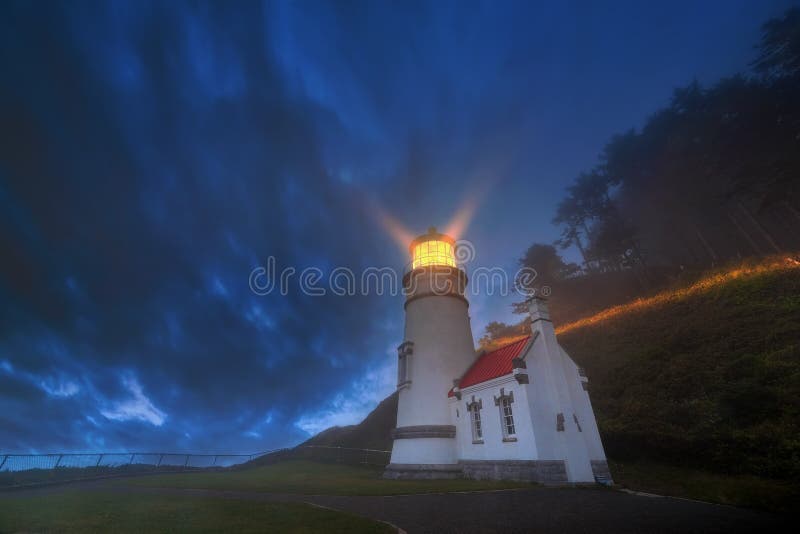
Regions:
[[390, 269, 476, 466], [389, 437, 461, 465], [560, 346, 608, 462], [396, 293, 475, 429], [524, 334, 567, 461], [450, 377, 539, 461], [521, 298, 595, 482]]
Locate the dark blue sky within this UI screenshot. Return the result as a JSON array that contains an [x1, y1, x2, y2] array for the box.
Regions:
[[1, 0, 795, 453]]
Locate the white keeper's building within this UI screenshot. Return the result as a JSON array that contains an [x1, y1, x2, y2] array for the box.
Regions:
[[384, 228, 612, 484]]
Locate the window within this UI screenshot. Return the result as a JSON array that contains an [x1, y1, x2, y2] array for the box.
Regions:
[[398, 353, 408, 384], [471, 408, 482, 440], [396, 342, 413, 388], [501, 397, 516, 437], [467, 399, 483, 443], [494, 388, 516, 440]]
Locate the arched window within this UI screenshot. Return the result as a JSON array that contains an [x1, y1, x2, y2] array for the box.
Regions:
[[494, 388, 516, 441], [466, 397, 483, 444], [396, 341, 413, 389]]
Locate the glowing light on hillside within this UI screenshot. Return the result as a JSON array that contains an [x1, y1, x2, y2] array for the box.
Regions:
[[555, 257, 800, 336]]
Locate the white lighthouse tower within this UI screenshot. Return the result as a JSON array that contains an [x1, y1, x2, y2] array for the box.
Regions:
[[384, 227, 476, 479], [384, 227, 611, 484]]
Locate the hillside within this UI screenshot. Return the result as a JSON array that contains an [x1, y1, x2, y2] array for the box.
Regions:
[[302, 392, 397, 451], [305, 257, 800, 507], [559, 258, 800, 474]]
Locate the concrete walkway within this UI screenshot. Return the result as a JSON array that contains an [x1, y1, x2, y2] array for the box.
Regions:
[[3, 482, 789, 533]]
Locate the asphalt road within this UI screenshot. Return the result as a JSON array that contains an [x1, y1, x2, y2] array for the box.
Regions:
[[3, 482, 789, 533], [307, 487, 788, 533]]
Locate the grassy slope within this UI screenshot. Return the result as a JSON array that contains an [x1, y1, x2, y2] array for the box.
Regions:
[[607, 459, 798, 512], [120, 459, 530, 495], [0, 491, 392, 533], [558, 259, 800, 510]]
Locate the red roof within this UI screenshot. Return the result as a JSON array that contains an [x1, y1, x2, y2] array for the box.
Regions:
[[448, 336, 531, 397]]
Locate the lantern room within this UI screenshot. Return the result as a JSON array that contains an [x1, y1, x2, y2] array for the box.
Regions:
[[409, 227, 457, 269]]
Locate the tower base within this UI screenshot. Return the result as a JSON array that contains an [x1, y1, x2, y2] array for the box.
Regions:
[[383, 463, 463, 480], [591, 460, 614, 485], [459, 460, 568, 484]]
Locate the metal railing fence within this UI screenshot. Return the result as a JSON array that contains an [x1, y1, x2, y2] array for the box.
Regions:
[[291, 445, 391, 466], [0, 445, 391, 489]]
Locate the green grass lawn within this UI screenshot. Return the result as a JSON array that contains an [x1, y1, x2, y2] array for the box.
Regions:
[[0, 461, 529, 532], [0, 491, 392, 533], [117, 460, 531, 495], [610, 459, 799, 512]]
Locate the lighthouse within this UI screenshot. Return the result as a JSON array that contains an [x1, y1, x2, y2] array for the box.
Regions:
[[384, 227, 476, 479], [384, 227, 612, 484]]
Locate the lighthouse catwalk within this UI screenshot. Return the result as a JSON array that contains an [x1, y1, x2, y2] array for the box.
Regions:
[[384, 228, 612, 484]]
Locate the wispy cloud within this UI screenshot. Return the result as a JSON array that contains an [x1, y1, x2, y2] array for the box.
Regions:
[[294, 362, 394, 436], [40, 378, 80, 398], [101, 376, 167, 427]]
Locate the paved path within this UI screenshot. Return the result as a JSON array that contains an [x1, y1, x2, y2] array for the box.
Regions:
[[3, 482, 789, 533], [307, 488, 787, 533]]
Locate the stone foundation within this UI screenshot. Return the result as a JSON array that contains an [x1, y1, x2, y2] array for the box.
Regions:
[[459, 460, 568, 484], [384, 459, 609, 485], [590, 460, 614, 485], [383, 463, 463, 480]]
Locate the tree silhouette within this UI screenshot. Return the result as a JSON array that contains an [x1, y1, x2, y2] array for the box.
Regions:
[[753, 7, 800, 79], [550, 8, 800, 273]]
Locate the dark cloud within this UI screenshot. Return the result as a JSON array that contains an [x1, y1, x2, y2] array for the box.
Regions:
[[0, 0, 792, 452]]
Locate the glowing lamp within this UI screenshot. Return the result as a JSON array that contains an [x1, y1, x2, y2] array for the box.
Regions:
[[409, 227, 456, 269]]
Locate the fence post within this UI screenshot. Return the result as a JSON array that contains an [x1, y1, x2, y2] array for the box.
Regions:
[[157, 454, 164, 467], [129, 453, 135, 465], [55, 454, 64, 468], [213, 455, 218, 466], [96, 454, 103, 467], [184, 454, 190, 469], [0, 455, 7, 470]]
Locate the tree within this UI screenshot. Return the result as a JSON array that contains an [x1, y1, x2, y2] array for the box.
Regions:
[[478, 321, 530, 351], [512, 244, 578, 314], [518, 243, 579, 287], [552, 170, 615, 270], [553, 195, 590, 267], [549, 7, 800, 274], [752, 7, 800, 79], [585, 215, 639, 271]]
